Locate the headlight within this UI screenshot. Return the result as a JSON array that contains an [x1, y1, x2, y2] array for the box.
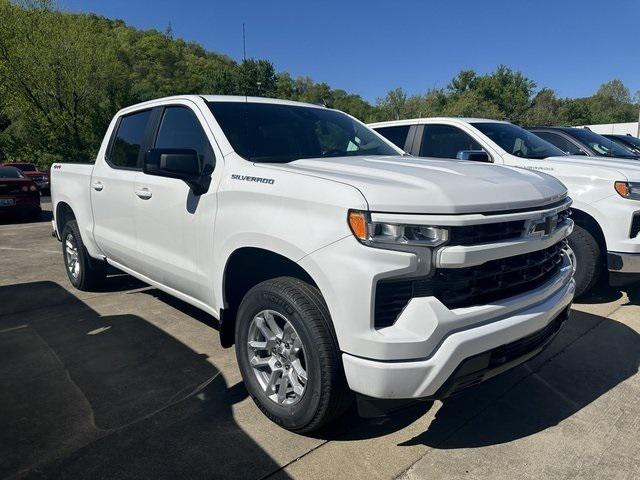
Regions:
[[348, 210, 449, 247], [614, 181, 640, 200]]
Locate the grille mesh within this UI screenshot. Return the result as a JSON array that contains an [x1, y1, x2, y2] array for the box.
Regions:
[[374, 241, 565, 328], [449, 220, 525, 246]]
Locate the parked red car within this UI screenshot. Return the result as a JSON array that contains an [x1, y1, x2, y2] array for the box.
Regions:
[[0, 166, 41, 220], [2, 162, 50, 194]]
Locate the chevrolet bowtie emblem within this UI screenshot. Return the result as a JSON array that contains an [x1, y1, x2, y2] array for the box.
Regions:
[[526, 215, 558, 238]]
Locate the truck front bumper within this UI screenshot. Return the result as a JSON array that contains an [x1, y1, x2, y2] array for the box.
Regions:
[[607, 251, 640, 286], [341, 274, 574, 399], [607, 251, 640, 273]]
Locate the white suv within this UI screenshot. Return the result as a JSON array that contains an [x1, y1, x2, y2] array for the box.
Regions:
[[371, 117, 640, 296], [51, 97, 574, 432]]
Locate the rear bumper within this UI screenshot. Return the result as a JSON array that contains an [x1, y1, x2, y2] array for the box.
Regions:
[[342, 275, 575, 399], [0, 198, 41, 215]]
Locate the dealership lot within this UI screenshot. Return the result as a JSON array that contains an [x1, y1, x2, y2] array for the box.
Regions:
[[1, 201, 638, 480]]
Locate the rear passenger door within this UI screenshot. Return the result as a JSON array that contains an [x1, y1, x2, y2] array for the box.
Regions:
[[132, 103, 217, 302], [92, 109, 153, 266]]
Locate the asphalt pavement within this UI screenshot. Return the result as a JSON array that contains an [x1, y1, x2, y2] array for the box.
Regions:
[[0, 198, 638, 479]]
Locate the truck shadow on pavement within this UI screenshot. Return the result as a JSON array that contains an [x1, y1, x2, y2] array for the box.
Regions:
[[396, 308, 640, 449], [0, 281, 289, 480], [578, 278, 640, 305]]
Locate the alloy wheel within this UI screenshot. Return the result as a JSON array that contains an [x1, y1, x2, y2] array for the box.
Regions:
[[65, 233, 81, 280], [246, 309, 308, 405]]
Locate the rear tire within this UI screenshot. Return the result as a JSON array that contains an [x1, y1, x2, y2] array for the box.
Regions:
[[61, 219, 107, 291], [568, 224, 602, 298], [235, 277, 352, 433]]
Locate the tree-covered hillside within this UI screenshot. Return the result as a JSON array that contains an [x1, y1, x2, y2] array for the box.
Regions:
[[0, 1, 638, 167]]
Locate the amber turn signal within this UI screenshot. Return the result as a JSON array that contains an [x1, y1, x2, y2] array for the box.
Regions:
[[348, 211, 368, 240], [615, 181, 630, 197]]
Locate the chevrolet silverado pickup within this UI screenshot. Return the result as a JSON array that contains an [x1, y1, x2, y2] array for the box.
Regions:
[[372, 118, 640, 296], [51, 96, 575, 432]]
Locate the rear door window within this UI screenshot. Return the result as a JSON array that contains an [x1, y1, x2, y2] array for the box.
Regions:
[[374, 125, 410, 149], [534, 131, 586, 155], [420, 125, 482, 159], [109, 110, 152, 169]]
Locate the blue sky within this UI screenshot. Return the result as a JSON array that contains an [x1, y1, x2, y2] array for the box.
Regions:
[[59, 0, 640, 102]]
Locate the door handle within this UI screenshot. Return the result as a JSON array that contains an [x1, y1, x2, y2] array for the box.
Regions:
[[135, 187, 152, 199], [92, 181, 104, 191]]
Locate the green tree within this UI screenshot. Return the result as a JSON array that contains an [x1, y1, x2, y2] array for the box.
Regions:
[[588, 79, 636, 124], [236, 59, 277, 96], [522, 88, 561, 126], [472, 65, 535, 123], [448, 70, 477, 94], [443, 90, 502, 119], [377, 88, 408, 120], [0, 0, 125, 163]]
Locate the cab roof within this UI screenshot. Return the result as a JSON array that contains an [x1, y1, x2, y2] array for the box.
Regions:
[[368, 117, 509, 128], [119, 95, 327, 114]]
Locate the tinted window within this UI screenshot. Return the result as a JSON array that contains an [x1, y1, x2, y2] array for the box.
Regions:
[[472, 122, 564, 159], [0, 167, 24, 178], [110, 110, 152, 168], [208, 102, 398, 163], [8, 163, 37, 172], [617, 135, 640, 148], [154, 106, 214, 170], [375, 125, 410, 149], [568, 129, 638, 158], [607, 135, 640, 153], [420, 124, 483, 159], [534, 131, 586, 155]]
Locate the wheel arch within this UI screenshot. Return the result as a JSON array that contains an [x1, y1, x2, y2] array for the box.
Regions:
[[219, 247, 322, 347], [570, 207, 607, 255], [55, 201, 76, 236]]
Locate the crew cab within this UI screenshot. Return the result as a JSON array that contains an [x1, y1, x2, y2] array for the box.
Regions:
[[3, 162, 50, 193], [371, 118, 640, 296], [51, 96, 574, 432]]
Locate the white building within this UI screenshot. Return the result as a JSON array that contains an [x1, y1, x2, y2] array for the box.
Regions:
[[578, 121, 639, 137]]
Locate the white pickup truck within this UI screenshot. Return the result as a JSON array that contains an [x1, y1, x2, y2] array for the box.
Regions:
[[371, 118, 640, 297], [51, 96, 575, 432]]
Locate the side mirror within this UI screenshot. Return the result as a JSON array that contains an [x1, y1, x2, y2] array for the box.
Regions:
[[456, 150, 491, 162], [144, 148, 212, 195]]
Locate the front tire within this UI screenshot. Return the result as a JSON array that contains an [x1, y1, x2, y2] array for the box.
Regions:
[[61, 219, 107, 291], [235, 277, 352, 433], [568, 224, 602, 298]]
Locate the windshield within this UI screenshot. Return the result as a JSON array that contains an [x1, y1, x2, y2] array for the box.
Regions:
[[471, 122, 565, 159], [208, 101, 399, 163], [569, 129, 638, 158], [618, 136, 640, 149], [0, 167, 25, 178]]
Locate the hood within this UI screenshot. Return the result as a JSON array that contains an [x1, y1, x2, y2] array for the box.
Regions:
[[546, 155, 640, 181], [260, 155, 567, 214]]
